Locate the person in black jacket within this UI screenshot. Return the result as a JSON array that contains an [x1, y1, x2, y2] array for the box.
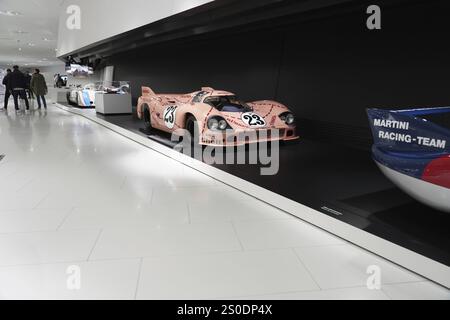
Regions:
[[2, 69, 12, 110], [9, 65, 30, 111]]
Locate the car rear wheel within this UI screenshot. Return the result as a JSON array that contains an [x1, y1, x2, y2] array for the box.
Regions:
[[143, 105, 152, 132]]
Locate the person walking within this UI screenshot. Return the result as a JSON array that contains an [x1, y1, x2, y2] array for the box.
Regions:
[[1, 68, 12, 111], [31, 69, 48, 109], [9, 65, 30, 112]]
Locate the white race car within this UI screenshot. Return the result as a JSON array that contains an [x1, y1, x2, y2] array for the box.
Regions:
[[67, 83, 103, 107]]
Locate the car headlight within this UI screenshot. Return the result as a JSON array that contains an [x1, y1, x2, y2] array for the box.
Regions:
[[208, 118, 219, 130], [280, 112, 295, 125], [218, 119, 228, 130], [208, 116, 230, 131], [286, 113, 295, 125]]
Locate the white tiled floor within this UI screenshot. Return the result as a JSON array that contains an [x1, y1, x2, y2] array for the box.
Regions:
[[0, 259, 141, 300], [0, 106, 448, 300], [0, 229, 100, 267], [0, 209, 70, 233], [294, 245, 424, 289], [136, 250, 319, 300]]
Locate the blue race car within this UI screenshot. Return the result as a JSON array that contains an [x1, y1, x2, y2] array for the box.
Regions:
[[367, 107, 450, 212]]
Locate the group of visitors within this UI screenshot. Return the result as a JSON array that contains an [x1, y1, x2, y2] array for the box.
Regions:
[[1, 65, 48, 112]]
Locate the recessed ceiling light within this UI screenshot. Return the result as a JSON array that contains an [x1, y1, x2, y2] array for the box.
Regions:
[[42, 37, 54, 41], [0, 10, 22, 16], [18, 47, 22, 51], [28, 42, 35, 46], [13, 30, 28, 34]]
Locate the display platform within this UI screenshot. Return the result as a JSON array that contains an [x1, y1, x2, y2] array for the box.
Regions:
[[57, 102, 450, 287], [95, 93, 132, 115]]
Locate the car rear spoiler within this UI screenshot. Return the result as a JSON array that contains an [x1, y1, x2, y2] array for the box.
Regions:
[[367, 107, 450, 153], [142, 86, 156, 96]]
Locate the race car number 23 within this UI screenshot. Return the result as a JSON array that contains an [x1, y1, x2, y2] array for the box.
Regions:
[[164, 106, 178, 129], [241, 112, 266, 127]]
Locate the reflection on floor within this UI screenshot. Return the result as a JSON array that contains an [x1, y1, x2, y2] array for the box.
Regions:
[[0, 105, 448, 300], [90, 106, 450, 267]]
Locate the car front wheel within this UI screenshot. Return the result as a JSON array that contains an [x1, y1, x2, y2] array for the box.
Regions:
[[185, 115, 199, 145]]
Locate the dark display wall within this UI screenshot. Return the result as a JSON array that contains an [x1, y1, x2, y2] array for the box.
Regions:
[[110, 0, 450, 149]]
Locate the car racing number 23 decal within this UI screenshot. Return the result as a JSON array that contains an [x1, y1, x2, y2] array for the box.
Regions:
[[241, 112, 266, 128], [163, 105, 178, 129]]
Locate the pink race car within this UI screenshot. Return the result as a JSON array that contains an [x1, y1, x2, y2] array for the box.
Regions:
[[137, 86, 299, 146]]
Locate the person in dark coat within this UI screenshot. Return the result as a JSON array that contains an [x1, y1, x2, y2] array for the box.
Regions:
[[9, 65, 30, 111], [31, 69, 48, 109], [2, 69, 12, 110]]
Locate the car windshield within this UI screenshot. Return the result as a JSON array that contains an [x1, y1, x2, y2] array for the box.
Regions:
[[204, 96, 252, 112]]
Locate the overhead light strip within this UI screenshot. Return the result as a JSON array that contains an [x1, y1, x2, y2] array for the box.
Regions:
[[0, 10, 22, 16]]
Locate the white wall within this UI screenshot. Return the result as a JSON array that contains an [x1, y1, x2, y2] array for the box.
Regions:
[[57, 0, 213, 57]]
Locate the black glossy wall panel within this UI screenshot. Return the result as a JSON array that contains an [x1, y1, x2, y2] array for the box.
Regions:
[[112, 30, 282, 103], [277, 1, 450, 126]]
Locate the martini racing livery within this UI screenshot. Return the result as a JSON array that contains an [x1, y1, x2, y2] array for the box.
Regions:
[[137, 86, 299, 146], [368, 107, 450, 212]]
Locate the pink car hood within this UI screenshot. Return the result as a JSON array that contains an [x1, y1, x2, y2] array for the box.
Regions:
[[218, 110, 284, 129]]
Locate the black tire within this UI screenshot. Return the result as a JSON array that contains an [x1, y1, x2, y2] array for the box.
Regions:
[[185, 115, 199, 144], [142, 105, 152, 132]]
